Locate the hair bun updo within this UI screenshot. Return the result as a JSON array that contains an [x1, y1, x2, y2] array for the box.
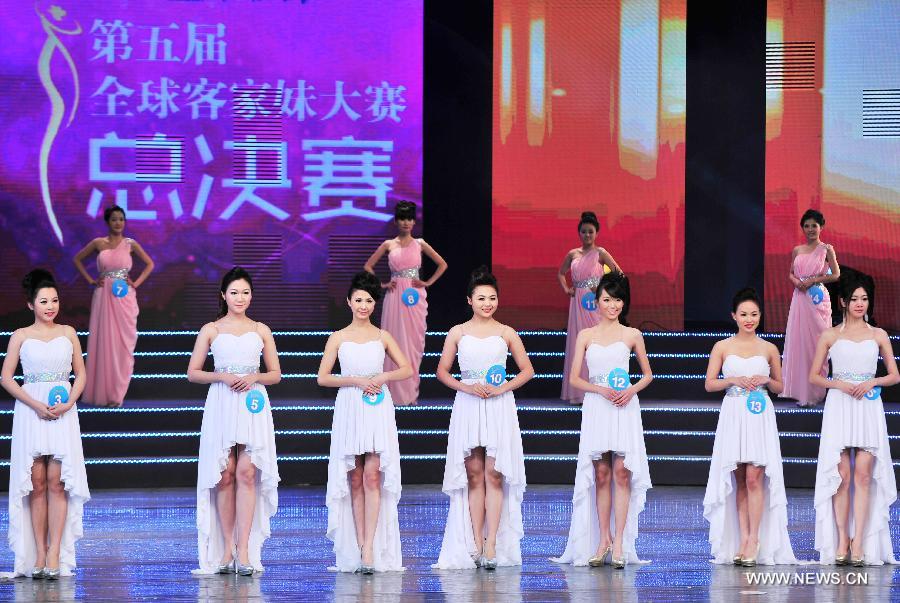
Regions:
[[467, 265, 499, 297], [22, 269, 57, 302], [578, 211, 600, 232], [347, 271, 382, 302]]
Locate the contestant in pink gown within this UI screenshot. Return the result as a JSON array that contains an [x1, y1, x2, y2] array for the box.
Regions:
[[365, 201, 447, 405], [559, 212, 622, 404], [781, 209, 839, 407], [73, 206, 155, 407]]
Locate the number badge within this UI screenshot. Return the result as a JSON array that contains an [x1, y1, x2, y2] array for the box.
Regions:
[[807, 284, 825, 306], [865, 386, 882, 401], [362, 390, 385, 405], [607, 368, 630, 391], [580, 292, 597, 312], [48, 386, 69, 407], [485, 365, 507, 386], [401, 287, 419, 307], [746, 391, 766, 414], [112, 278, 129, 298], [245, 390, 265, 414]]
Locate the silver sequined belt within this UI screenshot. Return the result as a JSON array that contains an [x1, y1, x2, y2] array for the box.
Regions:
[[342, 373, 380, 379], [461, 369, 490, 380], [100, 269, 129, 280], [574, 276, 601, 290], [215, 365, 259, 375], [23, 371, 70, 384], [391, 267, 420, 279], [726, 385, 767, 397], [590, 374, 614, 386], [832, 372, 875, 383]]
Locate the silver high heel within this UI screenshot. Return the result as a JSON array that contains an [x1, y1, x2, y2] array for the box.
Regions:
[[30, 567, 46, 579], [43, 567, 60, 580], [216, 558, 235, 574], [236, 562, 255, 577], [481, 556, 497, 571]]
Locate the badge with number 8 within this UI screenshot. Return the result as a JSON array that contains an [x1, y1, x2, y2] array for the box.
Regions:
[[807, 284, 825, 306], [362, 390, 385, 405], [607, 368, 630, 391], [48, 386, 68, 407], [245, 390, 265, 414], [746, 391, 766, 414], [865, 386, 881, 401], [112, 278, 129, 298], [485, 365, 506, 386], [401, 287, 419, 307], [581, 292, 597, 312]]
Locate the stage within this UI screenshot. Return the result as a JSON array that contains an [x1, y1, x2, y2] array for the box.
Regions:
[[0, 485, 895, 601]]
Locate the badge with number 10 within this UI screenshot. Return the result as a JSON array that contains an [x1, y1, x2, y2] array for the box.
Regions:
[[485, 365, 506, 387]]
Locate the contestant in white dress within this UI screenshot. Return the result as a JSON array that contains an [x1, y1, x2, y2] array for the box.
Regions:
[[187, 267, 281, 576], [317, 272, 412, 574], [0, 269, 90, 578], [807, 277, 899, 566], [552, 272, 652, 569], [703, 287, 797, 567], [432, 267, 535, 570]]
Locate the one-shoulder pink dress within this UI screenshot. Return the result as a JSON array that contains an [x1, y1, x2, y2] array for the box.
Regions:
[[781, 244, 831, 406], [380, 239, 427, 405], [83, 238, 139, 406], [562, 249, 604, 404]]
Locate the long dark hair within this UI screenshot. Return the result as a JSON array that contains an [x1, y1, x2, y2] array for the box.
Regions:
[[595, 271, 630, 325], [23, 269, 57, 303], [217, 267, 254, 319]]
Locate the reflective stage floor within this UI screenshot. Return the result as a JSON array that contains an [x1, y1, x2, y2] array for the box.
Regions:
[[0, 485, 897, 601]]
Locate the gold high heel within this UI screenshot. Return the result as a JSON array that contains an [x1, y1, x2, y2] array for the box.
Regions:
[[834, 540, 850, 566], [588, 545, 611, 567], [740, 543, 760, 568], [850, 539, 865, 567], [611, 555, 626, 570]]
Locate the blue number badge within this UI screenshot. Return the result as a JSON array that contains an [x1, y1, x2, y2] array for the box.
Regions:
[[112, 278, 129, 298], [485, 365, 507, 386], [580, 292, 597, 312], [401, 287, 419, 307], [807, 284, 825, 305], [607, 368, 630, 391], [48, 386, 69, 407], [865, 386, 882, 401], [362, 390, 385, 405], [746, 391, 766, 414], [245, 390, 265, 414]]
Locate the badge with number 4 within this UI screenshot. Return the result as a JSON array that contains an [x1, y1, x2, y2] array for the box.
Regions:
[[865, 386, 881, 401], [112, 278, 129, 298], [581, 292, 597, 312], [807, 284, 825, 306], [746, 391, 766, 414], [485, 365, 506, 386], [245, 391, 265, 414], [362, 390, 385, 405], [48, 386, 68, 407], [607, 368, 630, 391], [401, 287, 419, 307]]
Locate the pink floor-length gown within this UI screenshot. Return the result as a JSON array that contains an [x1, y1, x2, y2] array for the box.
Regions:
[[781, 244, 831, 405], [84, 238, 139, 406], [561, 249, 604, 404], [381, 239, 427, 405]]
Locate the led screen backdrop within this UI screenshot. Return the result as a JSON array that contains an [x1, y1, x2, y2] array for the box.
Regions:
[[492, 0, 686, 330], [765, 0, 900, 331], [0, 0, 422, 328]]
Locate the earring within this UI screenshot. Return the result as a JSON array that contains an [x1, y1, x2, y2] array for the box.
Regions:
[[865, 313, 869, 323]]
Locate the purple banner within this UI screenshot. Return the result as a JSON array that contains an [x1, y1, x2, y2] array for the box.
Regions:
[[0, 0, 423, 327]]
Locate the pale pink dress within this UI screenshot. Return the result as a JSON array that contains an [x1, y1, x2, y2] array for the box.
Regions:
[[781, 244, 831, 406], [562, 249, 604, 404], [381, 239, 427, 405], [84, 238, 139, 406]]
